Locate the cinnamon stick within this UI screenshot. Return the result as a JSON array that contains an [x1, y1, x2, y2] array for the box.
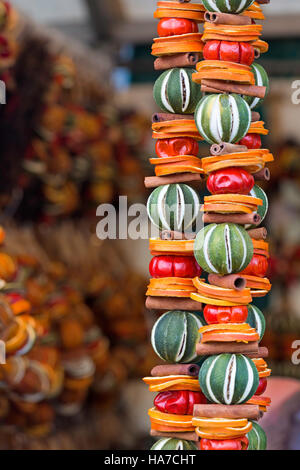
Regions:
[[203, 212, 261, 225], [201, 79, 267, 99], [154, 52, 199, 71], [204, 11, 251, 25], [210, 142, 248, 156], [244, 347, 269, 359], [202, 85, 225, 94], [253, 167, 270, 181], [146, 296, 202, 311], [252, 111, 261, 122], [150, 430, 199, 441], [208, 274, 246, 291], [145, 173, 202, 188], [160, 230, 196, 241], [152, 113, 194, 123], [196, 341, 259, 356], [247, 227, 267, 240], [254, 48, 261, 60], [193, 404, 260, 421], [151, 364, 200, 377]]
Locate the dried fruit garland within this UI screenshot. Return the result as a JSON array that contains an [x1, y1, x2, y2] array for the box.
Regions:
[[0, 227, 109, 435], [0, 229, 50, 433], [0, 222, 150, 438], [0, 2, 98, 435], [144, 0, 271, 451]]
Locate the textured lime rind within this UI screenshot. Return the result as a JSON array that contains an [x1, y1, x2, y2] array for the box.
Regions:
[[199, 353, 259, 404], [153, 68, 202, 114], [194, 93, 251, 144], [151, 310, 205, 363], [194, 223, 253, 275], [147, 183, 200, 231], [202, 0, 255, 14]]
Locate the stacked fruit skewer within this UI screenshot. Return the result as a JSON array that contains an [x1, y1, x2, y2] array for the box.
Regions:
[[144, 0, 271, 451]]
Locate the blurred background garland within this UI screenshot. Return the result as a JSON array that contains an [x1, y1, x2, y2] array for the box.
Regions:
[[0, 0, 299, 450], [0, 1, 155, 450]]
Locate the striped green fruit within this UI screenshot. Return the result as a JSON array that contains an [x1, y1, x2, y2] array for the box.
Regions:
[[199, 353, 259, 404], [153, 68, 202, 114], [247, 304, 265, 342], [194, 93, 251, 144], [194, 223, 253, 275], [151, 438, 198, 450], [147, 183, 201, 231], [151, 310, 205, 363], [247, 421, 267, 450], [247, 184, 268, 229], [202, 0, 255, 14], [244, 63, 269, 110]]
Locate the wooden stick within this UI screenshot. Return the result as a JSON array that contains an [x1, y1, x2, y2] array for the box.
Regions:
[[202, 85, 225, 94], [252, 111, 261, 122], [254, 48, 261, 59], [193, 404, 260, 420], [201, 79, 267, 99], [196, 341, 259, 356], [151, 364, 200, 377], [150, 430, 199, 441], [203, 212, 261, 225], [204, 11, 252, 25], [247, 227, 267, 240], [208, 274, 246, 291], [160, 230, 196, 241], [145, 173, 202, 188], [245, 346, 269, 359], [152, 113, 194, 123], [253, 167, 270, 181], [154, 52, 199, 71], [210, 142, 248, 156], [146, 296, 202, 311]]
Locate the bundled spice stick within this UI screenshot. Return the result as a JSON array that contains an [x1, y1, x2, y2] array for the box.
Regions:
[[144, 0, 272, 452]]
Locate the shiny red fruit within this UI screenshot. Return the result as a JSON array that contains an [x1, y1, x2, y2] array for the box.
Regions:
[[219, 41, 240, 62], [156, 137, 199, 159], [203, 40, 254, 66], [239, 134, 262, 149], [204, 305, 248, 324], [200, 437, 249, 451], [207, 168, 254, 195], [240, 42, 255, 66], [154, 390, 207, 415], [149, 255, 202, 278], [203, 39, 219, 60], [241, 254, 268, 278], [255, 377, 268, 396], [157, 17, 198, 37]]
